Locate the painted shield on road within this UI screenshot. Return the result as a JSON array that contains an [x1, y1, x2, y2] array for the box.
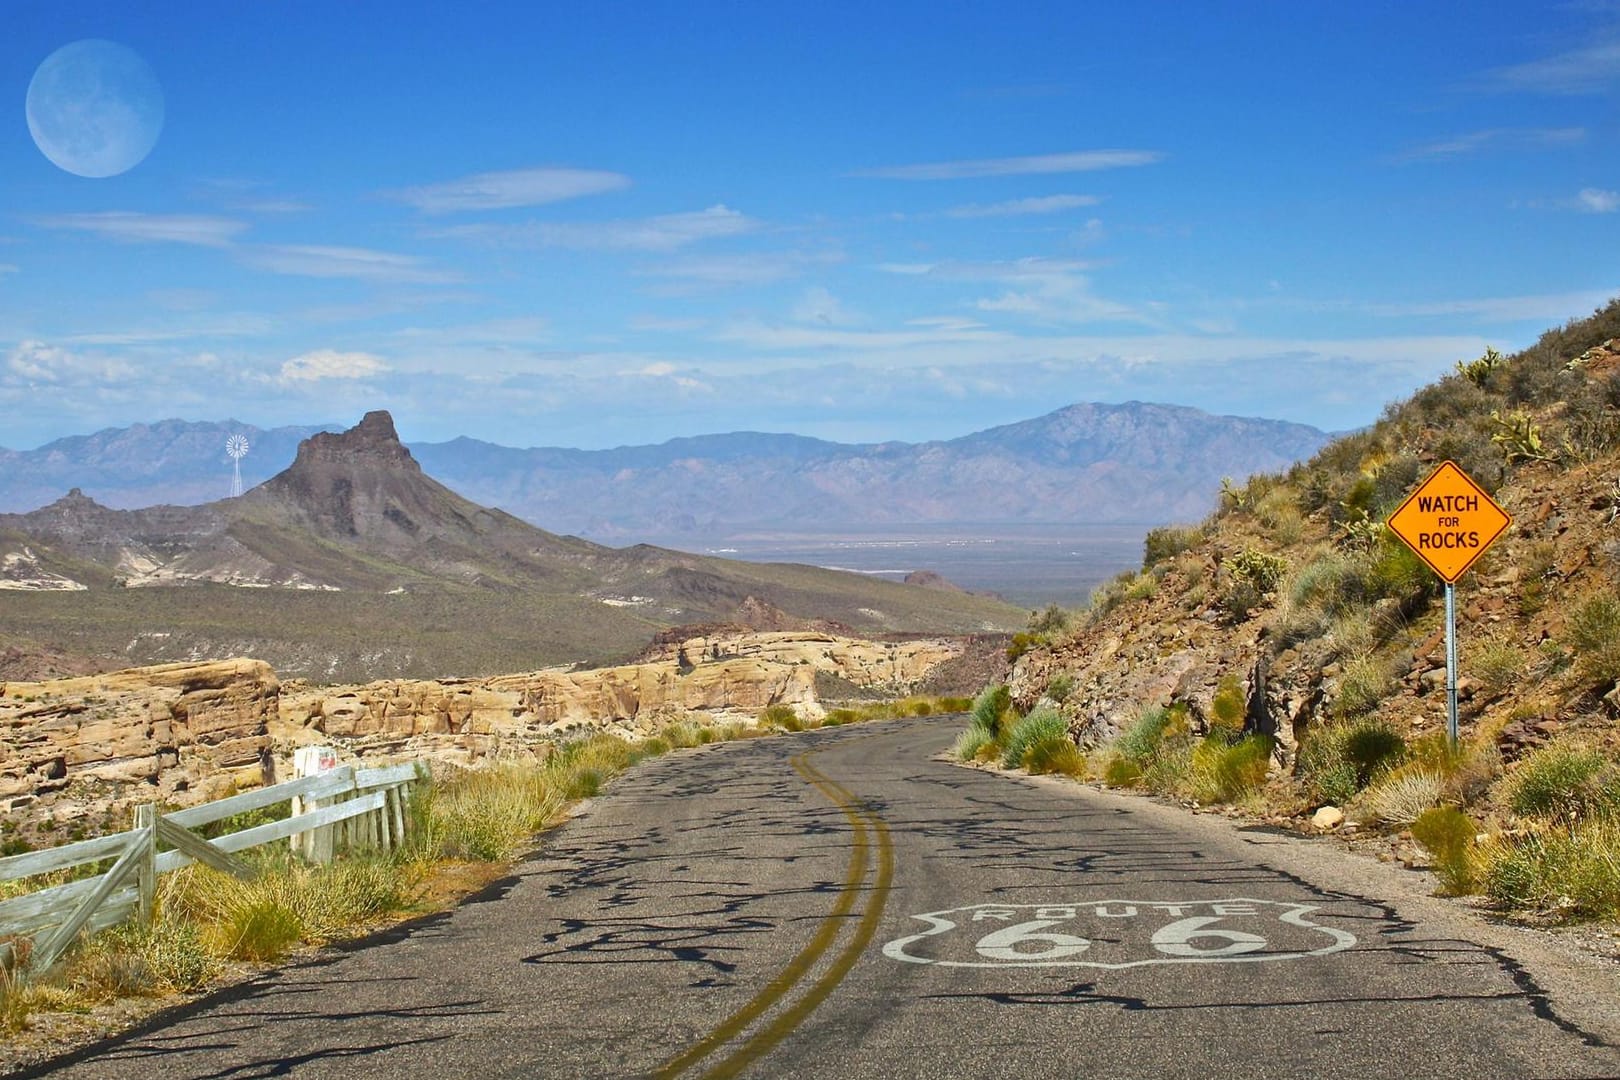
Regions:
[[882, 898, 1356, 969]]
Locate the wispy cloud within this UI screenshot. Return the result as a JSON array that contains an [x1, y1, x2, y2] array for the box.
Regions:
[[31, 212, 248, 248], [0, 264, 17, 276], [389, 167, 631, 213], [1486, 37, 1620, 94], [1396, 126, 1585, 161], [629, 314, 707, 333], [242, 244, 461, 285], [1367, 287, 1620, 321], [944, 194, 1102, 218], [279, 349, 390, 383], [232, 199, 312, 215], [427, 205, 758, 252], [791, 286, 860, 326], [62, 314, 272, 346], [391, 317, 550, 347], [1578, 187, 1620, 213], [853, 149, 1162, 180], [638, 250, 839, 292]]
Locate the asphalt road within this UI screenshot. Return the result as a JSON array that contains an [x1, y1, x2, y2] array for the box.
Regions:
[[18, 715, 1620, 1079]]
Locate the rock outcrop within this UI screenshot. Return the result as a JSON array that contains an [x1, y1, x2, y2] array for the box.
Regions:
[[1, 631, 962, 839], [1, 659, 278, 819], [277, 631, 959, 759]]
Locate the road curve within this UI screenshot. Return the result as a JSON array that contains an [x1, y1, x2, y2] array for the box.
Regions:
[[16, 715, 1620, 1079]]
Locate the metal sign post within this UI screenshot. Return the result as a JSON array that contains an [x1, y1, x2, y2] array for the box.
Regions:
[[1444, 582, 1459, 745], [1387, 461, 1511, 747]]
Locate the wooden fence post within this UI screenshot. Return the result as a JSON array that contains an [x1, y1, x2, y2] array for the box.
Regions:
[[134, 804, 157, 926]]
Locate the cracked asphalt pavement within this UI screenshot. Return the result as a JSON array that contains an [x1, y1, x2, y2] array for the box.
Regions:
[[17, 715, 1620, 1079]]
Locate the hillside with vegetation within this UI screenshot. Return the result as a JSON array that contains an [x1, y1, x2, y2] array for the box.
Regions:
[[964, 297, 1620, 922]]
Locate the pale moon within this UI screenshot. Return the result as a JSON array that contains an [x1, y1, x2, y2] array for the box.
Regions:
[[26, 39, 165, 179]]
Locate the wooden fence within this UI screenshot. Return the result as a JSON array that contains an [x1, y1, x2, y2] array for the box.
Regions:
[[0, 761, 423, 978]]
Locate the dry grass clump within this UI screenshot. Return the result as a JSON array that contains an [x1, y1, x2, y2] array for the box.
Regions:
[[1359, 768, 1445, 827]]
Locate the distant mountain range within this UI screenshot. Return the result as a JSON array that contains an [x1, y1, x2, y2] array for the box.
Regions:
[[0, 403, 1331, 538], [0, 412, 1020, 681]]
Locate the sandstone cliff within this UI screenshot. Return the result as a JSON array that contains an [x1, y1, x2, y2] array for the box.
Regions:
[[1, 631, 960, 841]]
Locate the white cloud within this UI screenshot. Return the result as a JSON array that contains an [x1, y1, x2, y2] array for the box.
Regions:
[[1396, 127, 1585, 161], [389, 167, 632, 213], [629, 314, 707, 333], [1487, 38, 1620, 94], [62, 314, 272, 346], [279, 349, 390, 383], [4, 340, 136, 385], [853, 149, 1162, 180], [944, 194, 1101, 218], [233, 199, 312, 214], [1578, 188, 1620, 213], [1367, 288, 1620, 321], [31, 212, 248, 248], [876, 262, 936, 275], [429, 205, 757, 252], [242, 245, 461, 285], [791, 286, 859, 326], [0, 264, 17, 276], [638, 251, 839, 292]]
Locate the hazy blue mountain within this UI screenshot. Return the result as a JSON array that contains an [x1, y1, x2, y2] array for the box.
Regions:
[[0, 403, 1329, 537]]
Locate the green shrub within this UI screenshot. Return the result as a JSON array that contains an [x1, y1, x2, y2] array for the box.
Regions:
[[1143, 526, 1201, 569], [1483, 824, 1620, 918], [1412, 806, 1478, 895], [1208, 675, 1246, 742], [1103, 756, 1144, 787], [1023, 735, 1087, 777], [823, 708, 859, 726], [210, 893, 303, 962], [1456, 346, 1504, 388], [1468, 638, 1525, 695], [1509, 743, 1617, 823], [970, 684, 1012, 738], [953, 727, 995, 762], [1189, 734, 1275, 803], [1367, 540, 1438, 612], [1228, 548, 1288, 593], [1001, 707, 1069, 770], [1045, 673, 1074, 703], [759, 704, 803, 731], [1298, 719, 1405, 803], [1567, 594, 1620, 687], [1332, 655, 1392, 719], [1116, 705, 1177, 764], [1124, 572, 1159, 602], [1029, 604, 1071, 636]]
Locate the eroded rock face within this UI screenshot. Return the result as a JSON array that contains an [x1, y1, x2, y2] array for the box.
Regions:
[[2, 632, 962, 837], [276, 631, 960, 757], [1, 659, 278, 825]]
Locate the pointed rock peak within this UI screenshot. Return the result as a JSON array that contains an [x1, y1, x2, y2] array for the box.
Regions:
[[53, 487, 103, 509], [353, 410, 399, 442], [290, 410, 420, 473]]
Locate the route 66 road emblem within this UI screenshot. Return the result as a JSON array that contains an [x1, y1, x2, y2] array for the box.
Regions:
[[882, 898, 1356, 969]]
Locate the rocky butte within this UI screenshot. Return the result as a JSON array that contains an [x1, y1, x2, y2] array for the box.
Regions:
[[0, 411, 1022, 682]]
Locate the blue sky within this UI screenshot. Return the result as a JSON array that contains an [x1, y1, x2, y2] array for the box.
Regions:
[[2, 1, 1618, 450]]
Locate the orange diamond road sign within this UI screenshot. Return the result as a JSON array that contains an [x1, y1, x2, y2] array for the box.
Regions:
[[1387, 460, 1512, 583]]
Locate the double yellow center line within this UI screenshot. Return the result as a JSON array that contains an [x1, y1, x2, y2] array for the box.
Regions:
[[654, 747, 894, 1079]]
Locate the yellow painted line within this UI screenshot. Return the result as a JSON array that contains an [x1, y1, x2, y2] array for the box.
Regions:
[[701, 759, 894, 1079], [652, 750, 870, 1079]]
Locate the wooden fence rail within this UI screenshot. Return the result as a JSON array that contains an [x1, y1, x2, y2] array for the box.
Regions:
[[0, 760, 424, 977]]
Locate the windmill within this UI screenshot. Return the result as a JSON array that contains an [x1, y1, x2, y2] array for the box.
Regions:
[[226, 434, 250, 497]]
